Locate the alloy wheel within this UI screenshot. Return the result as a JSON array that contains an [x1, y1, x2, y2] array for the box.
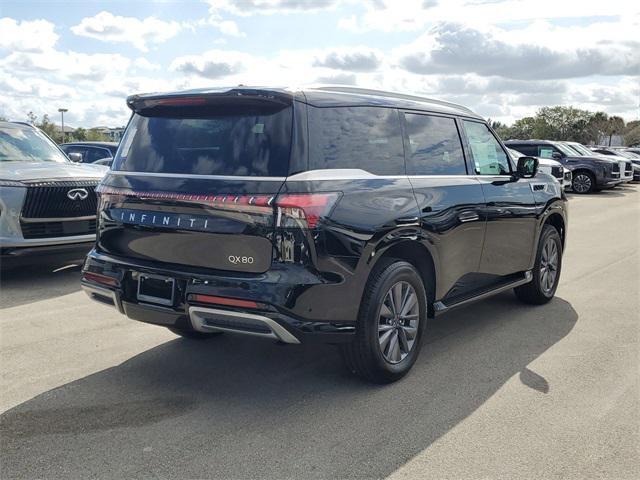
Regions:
[[539, 237, 559, 294], [378, 281, 420, 364], [573, 174, 592, 193]]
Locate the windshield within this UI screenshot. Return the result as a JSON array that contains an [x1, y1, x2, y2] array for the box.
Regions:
[[0, 125, 69, 163], [567, 143, 594, 156], [114, 104, 292, 176], [554, 142, 577, 156], [611, 150, 636, 159]]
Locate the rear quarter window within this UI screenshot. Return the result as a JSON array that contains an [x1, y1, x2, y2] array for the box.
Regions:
[[308, 106, 404, 175]]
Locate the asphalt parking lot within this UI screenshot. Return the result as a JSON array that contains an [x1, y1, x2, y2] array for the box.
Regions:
[[1, 184, 638, 479]]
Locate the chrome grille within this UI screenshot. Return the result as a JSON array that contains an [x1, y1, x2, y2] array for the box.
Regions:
[[21, 180, 99, 219]]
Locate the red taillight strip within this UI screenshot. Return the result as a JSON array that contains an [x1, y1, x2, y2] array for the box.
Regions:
[[189, 294, 260, 309], [98, 186, 274, 207], [83, 271, 119, 287]]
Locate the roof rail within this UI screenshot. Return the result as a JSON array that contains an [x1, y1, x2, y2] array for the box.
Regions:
[[312, 86, 477, 115]]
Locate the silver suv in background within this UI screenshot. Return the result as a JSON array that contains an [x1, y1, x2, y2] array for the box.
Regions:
[[0, 122, 107, 267]]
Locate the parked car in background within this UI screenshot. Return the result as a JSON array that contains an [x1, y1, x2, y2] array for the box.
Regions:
[[0, 122, 108, 267], [505, 139, 621, 193], [507, 148, 571, 189], [60, 141, 118, 164], [82, 86, 567, 383], [588, 146, 634, 183]]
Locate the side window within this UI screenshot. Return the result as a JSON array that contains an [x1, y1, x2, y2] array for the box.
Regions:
[[403, 113, 467, 175], [538, 146, 555, 159], [308, 106, 405, 175], [462, 121, 510, 175], [86, 148, 111, 163]]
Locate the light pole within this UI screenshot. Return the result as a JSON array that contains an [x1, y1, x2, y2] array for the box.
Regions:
[[58, 108, 68, 143]]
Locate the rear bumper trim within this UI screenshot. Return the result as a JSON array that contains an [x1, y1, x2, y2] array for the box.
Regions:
[[188, 306, 301, 344], [81, 282, 124, 314]]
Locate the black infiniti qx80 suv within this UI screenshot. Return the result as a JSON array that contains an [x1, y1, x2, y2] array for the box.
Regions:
[[82, 86, 567, 383]]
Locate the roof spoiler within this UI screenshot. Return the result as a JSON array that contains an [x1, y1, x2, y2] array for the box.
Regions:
[[126, 88, 293, 114]]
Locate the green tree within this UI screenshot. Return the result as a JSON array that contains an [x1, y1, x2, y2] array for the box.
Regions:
[[624, 125, 640, 147], [85, 128, 110, 141], [26, 111, 37, 125], [37, 114, 58, 141], [70, 127, 87, 142]]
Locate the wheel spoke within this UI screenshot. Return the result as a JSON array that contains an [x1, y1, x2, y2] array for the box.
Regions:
[[400, 291, 417, 317], [398, 327, 410, 354], [387, 331, 399, 360], [378, 323, 394, 332], [392, 283, 403, 314], [379, 329, 394, 351], [380, 302, 394, 319], [386, 291, 397, 317], [402, 325, 417, 340]]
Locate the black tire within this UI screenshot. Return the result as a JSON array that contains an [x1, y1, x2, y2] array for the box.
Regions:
[[571, 170, 595, 194], [340, 259, 428, 384], [515, 224, 562, 305], [167, 325, 223, 340]]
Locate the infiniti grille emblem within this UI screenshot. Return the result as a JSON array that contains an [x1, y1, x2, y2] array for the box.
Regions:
[[67, 188, 89, 201]]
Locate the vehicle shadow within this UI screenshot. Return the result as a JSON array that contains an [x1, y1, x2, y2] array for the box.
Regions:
[[0, 261, 83, 309], [0, 292, 578, 479], [566, 183, 638, 199]]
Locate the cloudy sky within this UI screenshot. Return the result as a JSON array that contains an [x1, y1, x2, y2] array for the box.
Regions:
[[1, 0, 638, 128]]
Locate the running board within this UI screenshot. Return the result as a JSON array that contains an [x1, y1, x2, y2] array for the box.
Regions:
[[433, 271, 533, 315]]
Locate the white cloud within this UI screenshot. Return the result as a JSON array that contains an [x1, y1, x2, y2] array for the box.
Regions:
[[313, 47, 383, 72], [70, 11, 182, 52], [206, 0, 341, 16], [0, 18, 59, 52], [170, 50, 254, 78], [396, 21, 640, 80]]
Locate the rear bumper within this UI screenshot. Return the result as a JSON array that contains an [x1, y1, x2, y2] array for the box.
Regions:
[[1, 241, 94, 267], [81, 250, 356, 344]]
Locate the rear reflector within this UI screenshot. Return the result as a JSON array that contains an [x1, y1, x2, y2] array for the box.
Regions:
[[275, 192, 340, 229], [83, 271, 119, 287], [189, 294, 259, 309]]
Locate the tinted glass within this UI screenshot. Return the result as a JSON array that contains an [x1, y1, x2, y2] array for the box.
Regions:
[[308, 106, 404, 175], [462, 121, 510, 175], [114, 106, 292, 176], [404, 113, 466, 175], [508, 144, 537, 157], [0, 125, 68, 163], [86, 147, 111, 163]]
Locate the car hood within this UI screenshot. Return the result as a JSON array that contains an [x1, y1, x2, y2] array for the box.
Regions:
[[0, 161, 108, 182], [535, 158, 562, 168]]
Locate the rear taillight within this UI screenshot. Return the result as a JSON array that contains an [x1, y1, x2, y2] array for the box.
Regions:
[[275, 193, 340, 229], [83, 271, 119, 287], [189, 294, 261, 309]]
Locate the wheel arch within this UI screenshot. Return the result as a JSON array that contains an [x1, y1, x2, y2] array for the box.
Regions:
[[371, 240, 437, 318]]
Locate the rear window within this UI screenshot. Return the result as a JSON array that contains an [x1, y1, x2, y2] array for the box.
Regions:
[[308, 106, 404, 175], [113, 105, 292, 176]]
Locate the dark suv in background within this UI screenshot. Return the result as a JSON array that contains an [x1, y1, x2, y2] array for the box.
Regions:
[[60, 141, 118, 164], [505, 139, 621, 193], [81, 87, 567, 383]]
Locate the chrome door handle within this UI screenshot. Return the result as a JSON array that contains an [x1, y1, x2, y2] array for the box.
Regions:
[[458, 212, 480, 223]]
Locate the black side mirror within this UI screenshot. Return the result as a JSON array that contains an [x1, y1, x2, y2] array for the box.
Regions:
[[517, 156, 538, 178], [551, 152, 563, 160]]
